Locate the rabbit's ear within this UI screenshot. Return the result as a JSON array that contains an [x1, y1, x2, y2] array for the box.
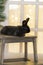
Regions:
[[22, 20, 27, 26], [26, 18, 30, 22]]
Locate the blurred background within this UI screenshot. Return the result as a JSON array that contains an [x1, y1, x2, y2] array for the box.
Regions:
[[0, 0, 43, 63]]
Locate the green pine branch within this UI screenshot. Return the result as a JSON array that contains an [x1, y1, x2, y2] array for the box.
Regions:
[[0, 5, 5, 12], [0, 0, 7, 27], [0, 0, 7, 4], [0, 13, 6, 22]]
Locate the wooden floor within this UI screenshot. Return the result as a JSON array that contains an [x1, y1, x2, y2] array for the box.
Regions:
[[0, 59, 43, 65], [1, 61, 43, 65], [0, 54, 43, 65]]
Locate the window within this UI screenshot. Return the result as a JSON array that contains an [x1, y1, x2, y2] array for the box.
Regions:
[[39, 0, 43, 2], [38, 5, 43, 28], [24, 5, 35, 28], [5, 0, 43, 56], [24, 0, 36, 2], [9, 0, 20, 1], [9, 5, 20, 26]]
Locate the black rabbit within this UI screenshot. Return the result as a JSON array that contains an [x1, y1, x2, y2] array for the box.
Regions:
[[1, 18, 30, 36]]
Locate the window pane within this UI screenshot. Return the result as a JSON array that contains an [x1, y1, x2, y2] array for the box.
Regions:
[[8, 5, 20, 26], [24, 0, 36, 2], [24, 5, 35, 28], [9, 0, 20, 1], [39, 0, 43, 2], [38, 5, 43, 28], [37, 32, 43, 54]]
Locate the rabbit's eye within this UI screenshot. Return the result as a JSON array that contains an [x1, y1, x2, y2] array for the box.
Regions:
[[24, 22, 26, 24]]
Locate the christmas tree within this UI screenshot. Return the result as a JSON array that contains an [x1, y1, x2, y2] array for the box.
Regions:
[[0, 0, 7, 30]]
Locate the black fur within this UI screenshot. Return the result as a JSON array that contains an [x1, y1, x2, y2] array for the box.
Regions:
[[1, 18, 30, 36]]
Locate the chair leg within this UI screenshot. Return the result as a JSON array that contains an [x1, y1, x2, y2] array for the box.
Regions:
[[1, 39, 5, 64], [33, 39, 38, 62], [24, 42, 27, 61]]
